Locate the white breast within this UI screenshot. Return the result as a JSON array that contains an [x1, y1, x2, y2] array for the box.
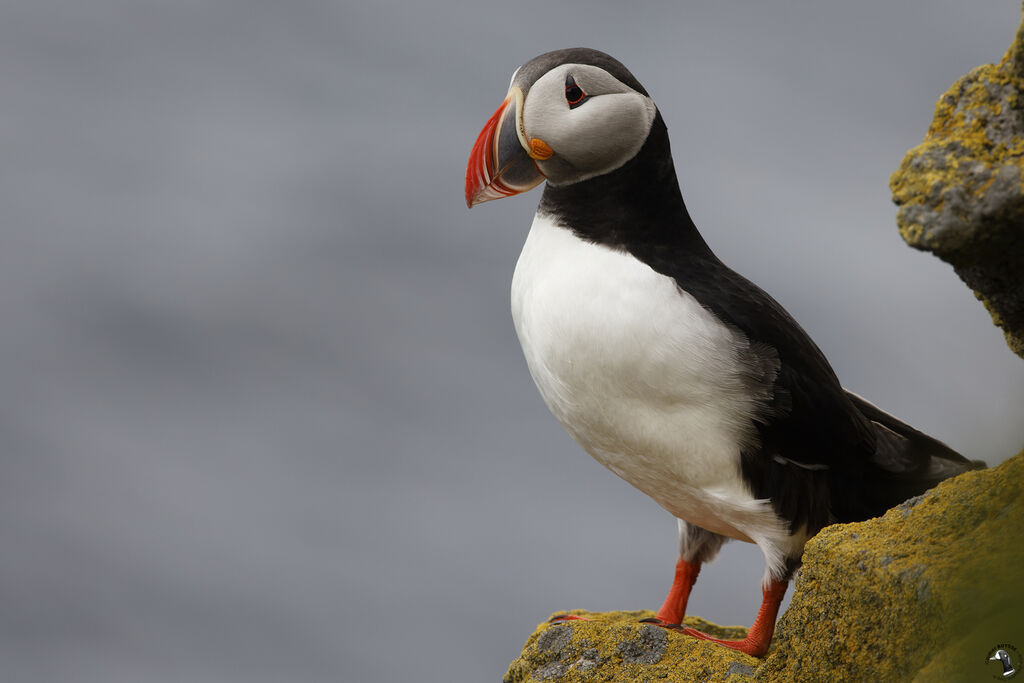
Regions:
[[510, 212, 786, 547]]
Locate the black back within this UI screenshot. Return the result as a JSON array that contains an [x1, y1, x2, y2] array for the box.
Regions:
[[539, 110, 978, 537]]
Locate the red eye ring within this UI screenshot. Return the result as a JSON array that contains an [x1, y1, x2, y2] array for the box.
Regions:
[[565, 73, 589, 109]]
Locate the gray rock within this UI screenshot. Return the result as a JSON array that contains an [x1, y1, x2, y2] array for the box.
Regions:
[[890, 9, 1024, 358]]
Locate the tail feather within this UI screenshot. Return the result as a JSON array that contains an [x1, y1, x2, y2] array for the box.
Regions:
[[839, 391, 984, 520], [845, 390, 985, 474]]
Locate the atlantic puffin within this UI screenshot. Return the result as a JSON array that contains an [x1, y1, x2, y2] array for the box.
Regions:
[[464, 48, 981, 657]]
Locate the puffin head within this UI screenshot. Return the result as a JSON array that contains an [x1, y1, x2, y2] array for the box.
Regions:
[[465, 48, 657, 208]]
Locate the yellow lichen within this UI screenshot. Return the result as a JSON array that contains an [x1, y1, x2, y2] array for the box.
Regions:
[[503, 610, 757, 682]]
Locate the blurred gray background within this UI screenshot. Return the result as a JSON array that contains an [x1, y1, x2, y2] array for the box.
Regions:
[[3, 1, 1023, 682]]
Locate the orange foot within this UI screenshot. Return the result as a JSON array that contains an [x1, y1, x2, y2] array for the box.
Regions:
[[679, 626, 770, 657], [638, 616, 684, 631], [643, 578, 789, 658], [548, 614, 590, 623]]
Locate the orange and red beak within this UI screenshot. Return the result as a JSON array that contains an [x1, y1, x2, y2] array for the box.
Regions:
[[465, 88, 546, 208]]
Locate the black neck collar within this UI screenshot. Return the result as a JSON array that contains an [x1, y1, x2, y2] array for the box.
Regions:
[[537, 112, 715, 257]]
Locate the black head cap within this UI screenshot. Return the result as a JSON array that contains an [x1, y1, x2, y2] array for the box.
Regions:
[[512, 48, 650, 97]]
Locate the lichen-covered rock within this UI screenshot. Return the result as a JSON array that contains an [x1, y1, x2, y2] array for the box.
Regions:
[[758, 450, 1024, 681], [890, 2, 1024, 358], [502, 611, 758, 682], [506, 452, 1024, 682]]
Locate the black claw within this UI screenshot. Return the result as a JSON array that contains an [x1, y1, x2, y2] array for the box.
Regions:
[[640, 617, 687, 633]]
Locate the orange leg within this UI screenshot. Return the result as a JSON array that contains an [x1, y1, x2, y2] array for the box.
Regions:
[[553, 558, 701, 627], [682, 578, 788, 657], [654, 558, 701, 624]]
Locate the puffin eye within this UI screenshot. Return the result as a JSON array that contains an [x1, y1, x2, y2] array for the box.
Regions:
[[564, 73, 589, 109]]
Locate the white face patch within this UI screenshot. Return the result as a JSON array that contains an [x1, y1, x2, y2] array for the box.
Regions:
[[521, 64, 656, 186]]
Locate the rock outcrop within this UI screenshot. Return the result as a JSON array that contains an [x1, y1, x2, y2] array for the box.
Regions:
[[890, 2, 1024, 358], [504, 452, 1024, 682], [759, 449, 1024, 682]]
